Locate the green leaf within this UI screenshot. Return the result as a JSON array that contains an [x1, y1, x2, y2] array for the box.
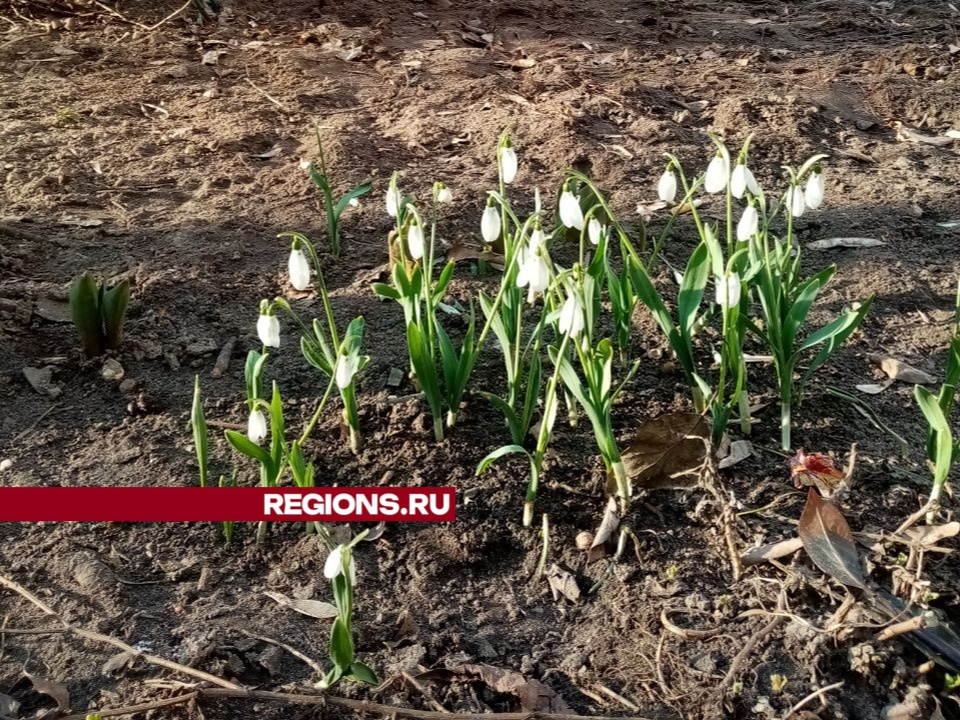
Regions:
[[628, 257, 690, 374], [372, 282, 401, 300], [225, 430, 271, 465], [678, 241, 710, 336], [102, 279, 130, 351], [333, 183, 372, 219], [916, 385, 953, 487], [476, 444, 530, 475], [433, 260, 456, 299], [478, 392, 523, 445], [349, 661, 378, 685], [520, 352, 542, 442], [407, 323, 442, 423], [301, 335, 333, 376], [191, 376, 209, 488], [69, 272, 104, 357], [329, 617, 354, 670]]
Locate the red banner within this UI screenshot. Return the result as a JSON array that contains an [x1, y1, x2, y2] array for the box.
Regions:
[[0, 487, 456, 522]]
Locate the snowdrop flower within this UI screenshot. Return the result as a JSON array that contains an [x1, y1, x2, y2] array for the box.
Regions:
[[385, 185, 401, 218], [481, 200, 501, 244], [257, 302, 280, 348], [247, 409, 267, 444], [737, 205, 759, 241], [287, 244, 311, 291], [704, 152, 730, 194], [587, 217, 604, 246], [784, 186, 805, 218], [436, 183, 453, 204], [558, 290, 585, 338], [559, 184, 584, 231], [529, 225, 546, 250], [347, 197, 360, 208], [323, 544, 357, 584], [658, 168, 678, 203], [499, 143, 518, 184], [406, 220, 424, 261], [804, 169, 824, 209], [516, 232, 550, 303], [335, 354, 359, 389], [715, 272, 742, 309], [730, 163, 759, 199]]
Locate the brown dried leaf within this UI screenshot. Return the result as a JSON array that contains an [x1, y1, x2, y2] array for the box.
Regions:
[[807, 237, 884, 250], [102, 650, 136, 674], [868, 354, 937, 384], [902, 522, 960, 547], [588, 496, 619, 563], [446, 240, 505, 269], [718, 440, 753, 469], [263, 591, 337, 619], [451, 664, 571, 713], [546, 564, 581, 603], [25, 673, 70, 711], [798, 489, 867, 589], [621, 412, 708, 490]]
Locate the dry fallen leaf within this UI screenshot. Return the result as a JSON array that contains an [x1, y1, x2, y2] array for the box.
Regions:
[[896, 124, 954, 147], [102, 650, 136, 674], [621, 412, 709, 490], [446, 240, 505, 269], [718, 440, 753, 469], [25, 673, 70, 712], [807, 237, 885, 250], [588, 496, 619, 563], [263, 590, 337, 619], [798, 488, 867, 590], [741, 537, 804, 566], [446, 664, 571, 713], [856, 379, 895, 394], [546, 564, 581, 603], [250, 147, 280, 159], [868, 354, 936, 384]]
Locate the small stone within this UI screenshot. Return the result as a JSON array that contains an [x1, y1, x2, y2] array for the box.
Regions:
[[23, 366, 61, 398], [575, 531, 594, 550], [386, 366, 404, 388], [257, 645, 284, 677], [101, 358, 125, 382], [119, 378, 138, 395], [35, 297, 72, 323], [165, 352, 181, 371], [197, 566, 220, 591], [202, 88, 220, 99], [186, 339, 218, 356], [167, 64, 189, 78], [0, 459, 12, 472]]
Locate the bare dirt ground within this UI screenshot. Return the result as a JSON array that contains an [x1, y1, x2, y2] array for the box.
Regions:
[[2, 1, 960, 718]]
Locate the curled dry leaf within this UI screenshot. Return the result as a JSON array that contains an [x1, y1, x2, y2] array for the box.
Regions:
[[902, 521, 960, 547], [25, 673, 70, 712], [621, 412, 709, 490], [588, 496, 619, 563], [446, 240, 505, 269], [546, 564, 581, 603], [896, 124, 954, 146], [102, 650, 136, 674], [807, 237, 885, 250], [798, 488, 867, 590], [445, 664, 571, 713], [741, 536, 803, 566], [868, 354, 937, 384], [856, 379, 895, 394], [718, 440, 753, 469], [263, 590, 337, 619]]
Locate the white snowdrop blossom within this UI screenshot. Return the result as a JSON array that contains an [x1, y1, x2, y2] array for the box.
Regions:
[[737, 205, 759, 241], [784, 186, 806, 218], [730, 163, 759, 199], [804, 170, 824, 210], [559, 187, 584, 230], [436, 185, 453, 204], [347, 197, 360, 208], [335, 354, 359, 389], [499, 145, 518, 184], [481, 203, 501, 244], [587, 217, 603, 246], [287, 247, 311, 291], [558, 291, 585, 338], [257, 310, 280, 348], [406, 221, 424, 261], [715, 272, 742, 310], [658, 169, 678, 203], [529, 226, 546, 250], [323, 544, 357, 584], [385, 186, 401, 218], [247, 409, 267, 444], [704, 153, 730, 194]]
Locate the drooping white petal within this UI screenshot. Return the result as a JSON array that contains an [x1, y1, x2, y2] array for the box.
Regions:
[[785, 186, 806, 218], [559, 190, 584, 230], [323, 545, 344, 579], [335, 354, 358, 389], [704, 155, 729, 194], [529, 227, 546, 250], [730, 165, 748, 199], [715, 273, 742, 309], [737, 206, 759, 241], [257, 313, 280, 348], [558, 292, 585, 338], [804, 171, 824, 209], [385, 187, 401, 218], [500, 146, 518, 184], [745, 166, 760, 195], [587, 217, 603, 245], [288, 249, 311, 291], [657, 170, 677, 203], [407, 223, 424, 260], [437, 186, 453, 203], [481, 205, 501, 244], [247, 409, 268, 444]]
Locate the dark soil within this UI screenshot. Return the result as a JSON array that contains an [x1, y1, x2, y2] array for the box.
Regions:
[[2, 1, 960, 719]]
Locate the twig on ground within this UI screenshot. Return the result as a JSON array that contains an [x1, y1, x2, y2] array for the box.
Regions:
[[715, 615, 786, 699], [595, 684, 640, 712], [244, 69, 290, 112], [401, 671, 449, 714], [90, 0, 193, 32], [0, 220, 45, 241], [781, 680, 844, 719], [895, 498, 936, 536], [211, 336, 237, 378], [237, 628, 325, 678], [0, 574, 242, 690], [876, 614, 927, 642], [14, 403, 64, 443]]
